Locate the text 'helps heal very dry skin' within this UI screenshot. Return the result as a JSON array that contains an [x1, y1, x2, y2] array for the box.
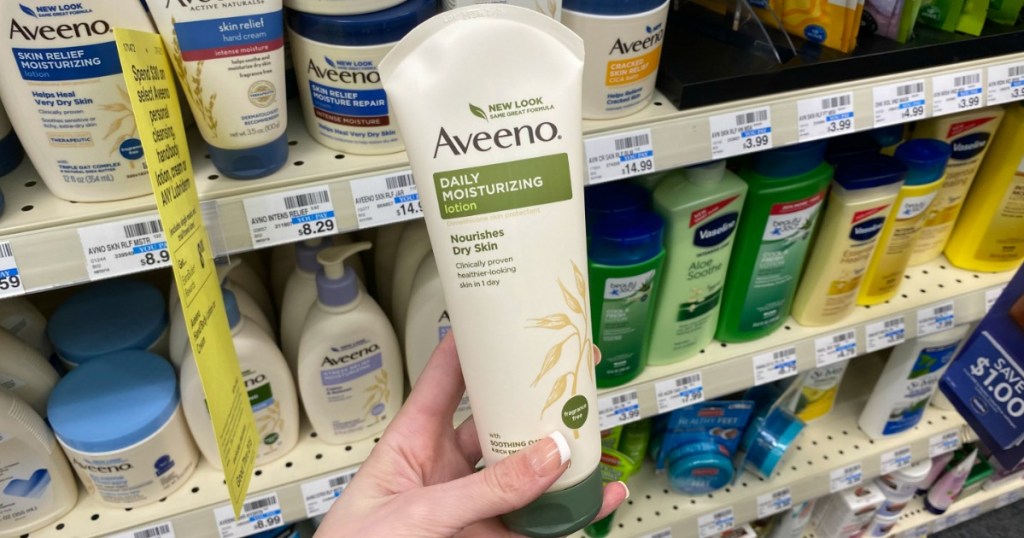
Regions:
[[380, 5, 602, 537]]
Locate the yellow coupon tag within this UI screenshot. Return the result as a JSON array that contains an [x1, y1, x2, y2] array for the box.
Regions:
[[114, 28, 257, 519]]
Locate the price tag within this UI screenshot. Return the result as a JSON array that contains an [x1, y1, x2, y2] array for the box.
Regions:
[[918, 302, 955, 336], [214, 493, 284, 538], [598, 389, 642, 430], [865, 316, 906, 352], [873, 80, 927, 126], [244, 186, 338, 248], [987, 62, 1024, 105], [880, 446, 912, 474], [584, 129, 656, 184], [302, 467, 358, 517], [930, 430, 961, 457], [931, 70, 985, 116], [815, 330, 857, 367], [931, 513, 959, 533], [757, 487, 793, 518], [797, 92, 855, 142], [900, 525, 929, 538], [986, 286, 1006, 313], [752, 347, 798, 386], [655, 372, 705, 414], [0, 242, 25, 299], [996, 489, 1023, 508], [350, 170, 421, 229], [640, 528, 672, 538], [962, 505, 982, 521], [108, 522, 176, 538], [697, 507, 735, 538], [830, 462, 863, 492], [709, 107, 773, 159], [78, 215, 170, 280]]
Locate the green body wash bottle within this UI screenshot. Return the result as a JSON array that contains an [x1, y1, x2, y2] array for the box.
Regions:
[[715, 142, 833, 343], [589, 212, 665, 387], [648, 161, 747, 365]]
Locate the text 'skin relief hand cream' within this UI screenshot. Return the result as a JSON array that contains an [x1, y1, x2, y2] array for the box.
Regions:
[[148, 0, 289, 179], [380, 6, 602, 537]]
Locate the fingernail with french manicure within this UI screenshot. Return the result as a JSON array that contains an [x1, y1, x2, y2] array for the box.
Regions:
[[529, 431, 572, 475], [618, 481, 630, 499]]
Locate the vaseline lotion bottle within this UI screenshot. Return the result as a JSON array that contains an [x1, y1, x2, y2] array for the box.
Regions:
[[297, 243, 403, 444], [380, 6, 602, 536], [858, 140, 950, 305]]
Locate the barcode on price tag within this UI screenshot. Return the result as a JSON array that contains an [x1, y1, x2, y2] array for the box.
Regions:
[[213, 493, 284, 538], [900, 524, 929, 538], [931, 71, 984, 116], [108, 522, 176, 538], [881, 446, 912, 474], [655, 372, 705, 413], [997, 489, 1023, 508], [78, 215, 170, 280], [585, 129, 656, 184], [752, 347, 798, 386], [598, 389, 642, 430], [0, 242, 24, 299], [709, 107, 772, 159], [815, 330, 857, 367], [873, 80, 927, 126], [640, 528, 672, 538], [918, 302, 955, 336], [301, 467, 359, 517], [757, 487, 793, 518], [244, 186, 338, 247], [797, 92, 855, 141], [986, 286, 1006, 313], [350, 170, 420, 229], [697, 507, 735, 538], [930, 430, 961, 457], [987, 63, 1024, 105], [830, 462, 863, 492], [866, 316, 906, 352]]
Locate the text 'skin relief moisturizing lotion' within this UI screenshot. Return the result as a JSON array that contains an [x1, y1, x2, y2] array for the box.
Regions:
[[380, 6, 603, 537]]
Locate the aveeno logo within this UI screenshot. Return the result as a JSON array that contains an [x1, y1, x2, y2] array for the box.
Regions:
[[10, 8, 109, 41], [244, 374, 267, 388], [322, 343, 380, 368], [307, 57, 380, 85], [434, 103, 561, 158], [608, 23, 664, 56], [72, 459, 132, 473]]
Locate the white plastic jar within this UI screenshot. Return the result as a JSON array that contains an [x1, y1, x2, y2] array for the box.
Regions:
[[874, 458, 932, 517], [443, 0, 562, 19], [47, 280, 169, 369], [0, 1, 155, 201], [284, 0, 405, 15], [47, 351, 198, 508], [287, 0, 435, 155], [561, 0, 670, 119]]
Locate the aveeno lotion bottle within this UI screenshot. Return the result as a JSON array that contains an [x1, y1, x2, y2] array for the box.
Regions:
[[380, 6, 602, 537]]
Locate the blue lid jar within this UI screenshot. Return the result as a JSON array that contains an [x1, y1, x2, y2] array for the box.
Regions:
[[665, 438, 735, 494], [833, 155, 907, 190], [287, 0, 436, 46], [752, 141, 828, 178], [48, 279, 168, 366], [563, 0, 668, 15], [743, 408, 805, 479], [589, 211, 664, 265], [48, 351, 179, 453], [894, 139, 952, 186]]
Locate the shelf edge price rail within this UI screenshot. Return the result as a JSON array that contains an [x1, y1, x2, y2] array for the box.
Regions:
[[709, 106, 773, 159], [78, 215, 170, 281], [350, 170, 421, 229], [115, 29, 258, 518], [585, 128, 656, 184], [244, 186, 339, 248]]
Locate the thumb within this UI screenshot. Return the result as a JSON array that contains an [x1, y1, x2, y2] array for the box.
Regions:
[[419, 432, 571, 531]]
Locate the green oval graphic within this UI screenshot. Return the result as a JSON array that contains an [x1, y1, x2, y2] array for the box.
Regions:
[[264, 433, 279, 446], [562, 394, 589, 429]]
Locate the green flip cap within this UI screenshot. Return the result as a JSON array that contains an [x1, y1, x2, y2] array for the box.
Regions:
[[502, 467, 604, 538]]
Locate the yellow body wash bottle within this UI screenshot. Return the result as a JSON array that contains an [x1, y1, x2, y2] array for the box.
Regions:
[[858, 140, 951, 305], [945, 103, 1024, 272]]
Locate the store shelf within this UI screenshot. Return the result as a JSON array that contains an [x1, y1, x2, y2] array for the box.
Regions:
[[570, 358, 974, 538], [27, 423, 371, 538], [592, 256, 1010, 426], [1, 50, 1023, 294]]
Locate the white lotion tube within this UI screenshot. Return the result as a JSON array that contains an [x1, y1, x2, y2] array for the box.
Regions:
[[380, 6, 601, 537], [148, 0, 289, 179]]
